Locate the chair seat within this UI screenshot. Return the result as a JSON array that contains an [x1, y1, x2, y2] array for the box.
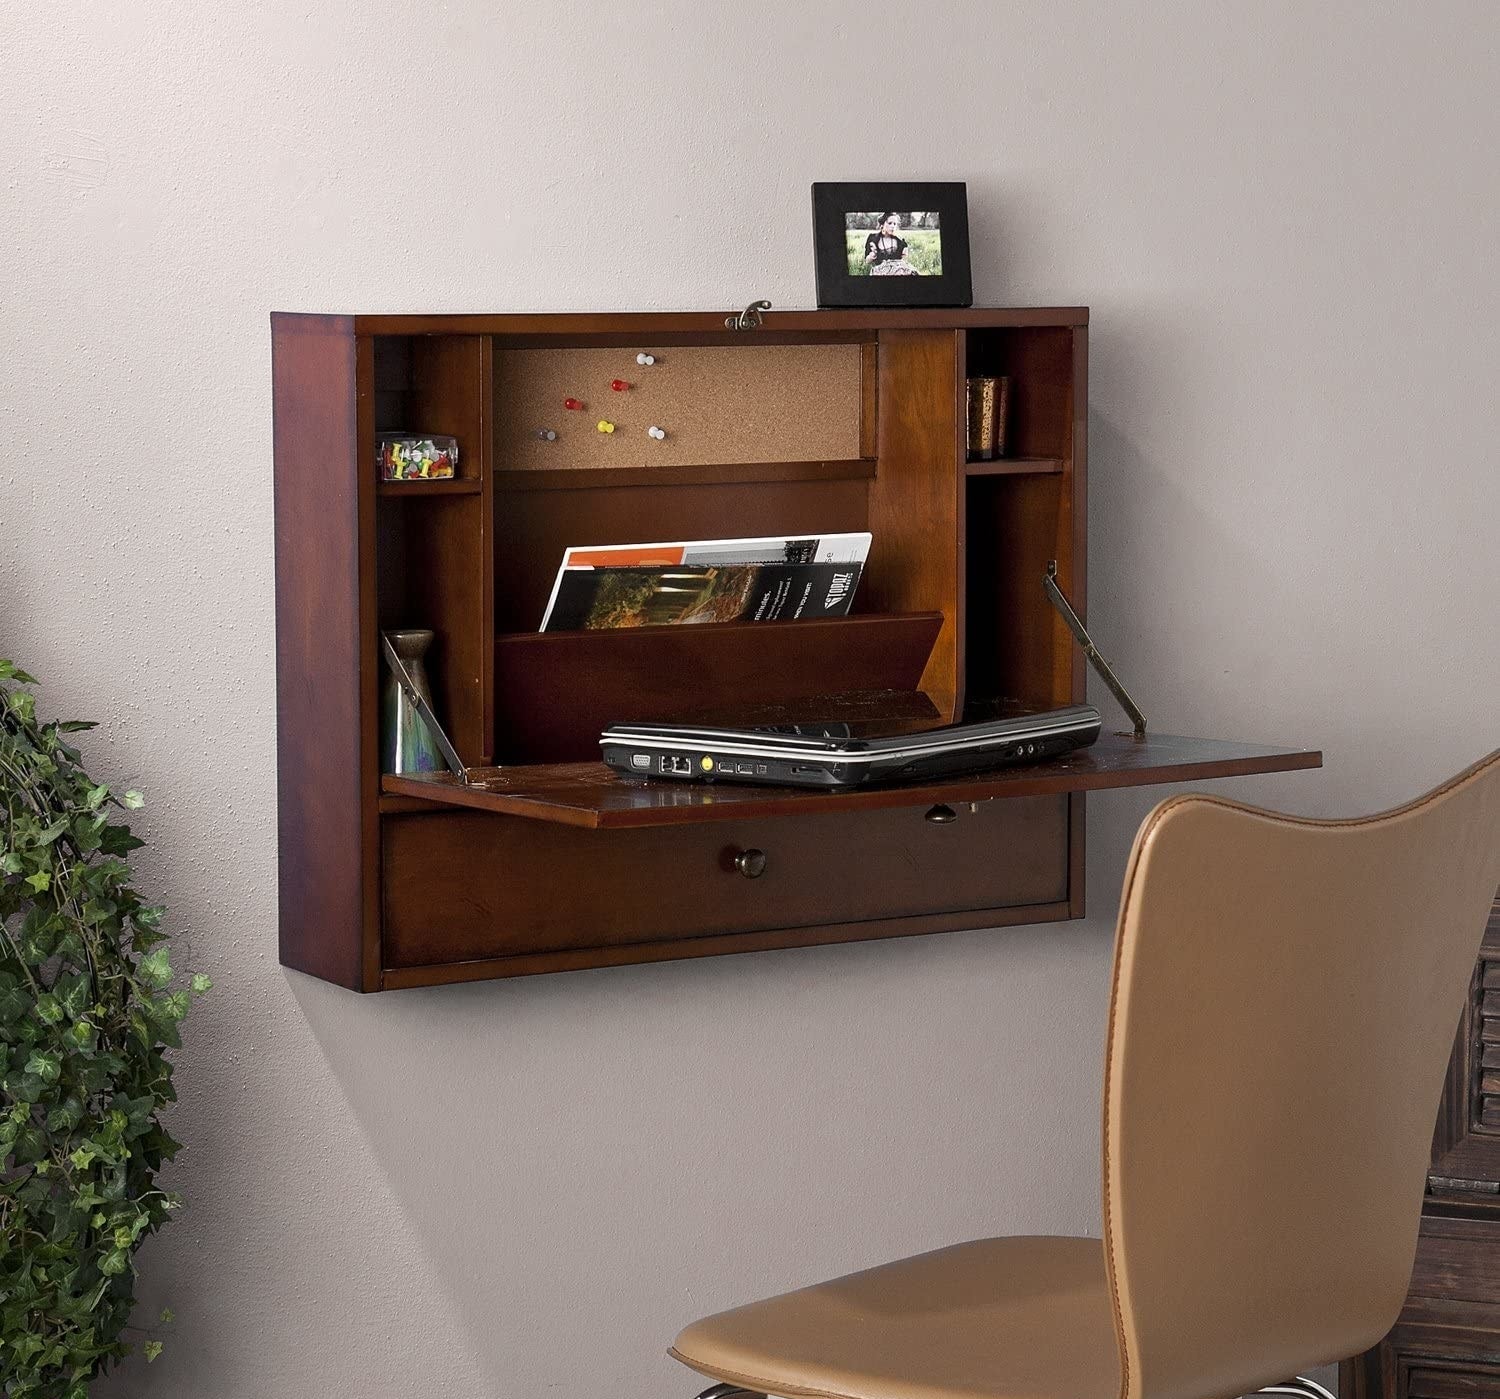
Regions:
[[670, 1235, 1120, 1399]]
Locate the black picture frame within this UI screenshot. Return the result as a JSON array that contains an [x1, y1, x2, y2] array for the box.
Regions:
[[811, 182, 972, 309]]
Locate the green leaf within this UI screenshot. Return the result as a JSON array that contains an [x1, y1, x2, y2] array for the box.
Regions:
[[25, 1051, 62, 1083], [121, 790, 145, 809], [12, 1124, 47, 1163], [0, 975, 29, 1022], [137, 946, 173, 988], [144, 1340, 164, 1362], [25, 870, 51, 893], [99, 824, 145, 854], [160, 1307, 175, 1324], [54, 971, 91, 1018], [69, 1019, 98, 1051], [191, 973, 213, 995], [47, 1097, 85, 1132]]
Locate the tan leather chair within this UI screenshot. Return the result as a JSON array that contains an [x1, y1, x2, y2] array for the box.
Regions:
[[670, 751, 1500, 1399]]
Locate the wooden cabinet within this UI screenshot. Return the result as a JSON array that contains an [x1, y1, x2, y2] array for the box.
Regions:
[[273, 307, 1319, 991], [1344, 896, 1500, 1398]]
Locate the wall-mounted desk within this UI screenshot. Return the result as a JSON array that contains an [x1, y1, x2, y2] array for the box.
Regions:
[[272, 307, 1320, 991]]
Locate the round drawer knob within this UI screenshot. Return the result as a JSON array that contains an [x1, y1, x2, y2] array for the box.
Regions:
[[925, 804, 958, 824], [734, 848, 768, 879]]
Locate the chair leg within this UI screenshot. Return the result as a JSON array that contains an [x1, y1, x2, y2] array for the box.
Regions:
[[1255, 1379, 1338, 1399]]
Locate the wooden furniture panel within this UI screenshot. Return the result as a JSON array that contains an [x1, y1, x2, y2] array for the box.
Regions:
[[494, 344, 865, 471], [1432, 901, 1500, 1187], [273, 305, 1319, 991], [272, 314, 372, 990], [1344, 897, 1500, 1399], [492, 612, 942, 763], [382, 794, 1069, 975], [492, 473, 870, 634], [866, 329, 964, 715], [1407, 1361, 1500, 1398]]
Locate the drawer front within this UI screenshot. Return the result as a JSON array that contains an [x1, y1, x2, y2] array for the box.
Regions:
[[1407, 1362, 1500, 1398], [1409, 1216, 1500, 1306], [382, 794, 1070, 971]]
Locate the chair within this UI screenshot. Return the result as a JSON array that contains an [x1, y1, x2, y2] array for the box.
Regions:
[[669, 751, 1500, 1399]]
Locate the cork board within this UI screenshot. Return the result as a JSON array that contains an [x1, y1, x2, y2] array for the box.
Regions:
[[494, 344, 864, 472]]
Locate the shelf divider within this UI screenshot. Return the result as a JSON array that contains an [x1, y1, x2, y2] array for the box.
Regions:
[[377, 478, 482, 496], [964, 456, 1063, 477], [493, 459, 875, 493]]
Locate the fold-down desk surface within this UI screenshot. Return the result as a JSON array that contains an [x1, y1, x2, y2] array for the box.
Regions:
[[382, 731, 1322, 830]]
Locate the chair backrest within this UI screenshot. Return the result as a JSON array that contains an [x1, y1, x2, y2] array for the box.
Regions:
[[1102, 751, 1500, 1399]]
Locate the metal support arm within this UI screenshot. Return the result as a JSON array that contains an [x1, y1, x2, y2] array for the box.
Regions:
[[1043, 561, 1148, 740]]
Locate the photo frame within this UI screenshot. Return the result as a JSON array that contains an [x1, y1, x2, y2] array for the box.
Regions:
[[811, 182, 972, 309]]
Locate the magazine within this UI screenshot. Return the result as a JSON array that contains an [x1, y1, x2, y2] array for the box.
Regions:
[[539, 532, 871, 632]]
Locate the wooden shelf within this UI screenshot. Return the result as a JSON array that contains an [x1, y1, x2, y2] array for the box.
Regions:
[[965, 456, 1063, 477], [377, 478, 482, 496], [383, 733, 1322, 831], [493, 459, 875, 492]]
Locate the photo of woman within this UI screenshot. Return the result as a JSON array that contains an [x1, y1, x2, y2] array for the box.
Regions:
[[863, 213, 915, 274], [844, 210, 943, 277]]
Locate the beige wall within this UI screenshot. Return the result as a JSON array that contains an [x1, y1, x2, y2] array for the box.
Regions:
[[5, 3, 1498, 1395]]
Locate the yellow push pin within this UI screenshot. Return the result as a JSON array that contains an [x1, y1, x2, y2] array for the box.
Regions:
[[597, 420, 615, 434]]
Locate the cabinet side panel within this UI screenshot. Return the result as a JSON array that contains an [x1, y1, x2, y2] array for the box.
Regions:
[[868, 329, 963, 715], [273, 315, 371, 990]]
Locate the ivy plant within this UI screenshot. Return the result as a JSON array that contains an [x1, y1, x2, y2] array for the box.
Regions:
[[0, 659, 207, 1398]]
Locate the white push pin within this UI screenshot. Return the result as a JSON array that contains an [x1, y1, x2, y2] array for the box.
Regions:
[[647, 425, 666, 440], [535, 428, 556, 441], [635, 352, 655, 366]]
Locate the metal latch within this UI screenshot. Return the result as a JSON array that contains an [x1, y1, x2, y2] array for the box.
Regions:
[[725, 299, 771, 331]]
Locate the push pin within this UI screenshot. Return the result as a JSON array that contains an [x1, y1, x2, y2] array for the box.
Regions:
[[534, 428, 557, 442], [610, 379, 630, 392], [635, 353, 655, 366], [597, 420, 616, 434], [646, 425, 667, 440], [563, 397, 584, 411]]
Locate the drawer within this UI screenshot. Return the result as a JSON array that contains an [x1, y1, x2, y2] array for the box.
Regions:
[[1408, 1362, 1500, 1398], [381, 794, 1070, 975]]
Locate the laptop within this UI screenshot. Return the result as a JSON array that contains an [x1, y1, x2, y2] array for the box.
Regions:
[[600, 704, 1102, 790]]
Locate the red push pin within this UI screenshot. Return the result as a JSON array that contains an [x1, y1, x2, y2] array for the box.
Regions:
[[610, 379, 630, 392], [563, 397, 584, 411]]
